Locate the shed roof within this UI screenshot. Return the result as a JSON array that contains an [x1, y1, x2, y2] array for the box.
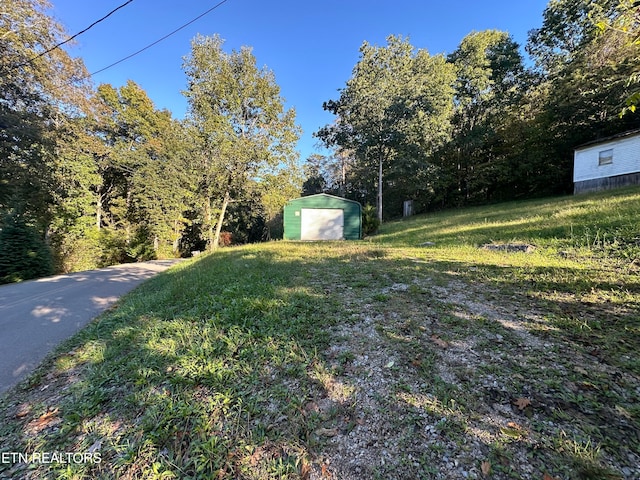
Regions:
[[286, 193, 362, 206], [575, 129, 640, 151]]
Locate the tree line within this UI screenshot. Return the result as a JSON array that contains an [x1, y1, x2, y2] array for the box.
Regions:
[[0, 1, 300, 283], [2, 0, 639, 283], [313, 0, 640, 221]]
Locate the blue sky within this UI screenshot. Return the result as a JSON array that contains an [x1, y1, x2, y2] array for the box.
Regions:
[[50, 0, 550, 161]]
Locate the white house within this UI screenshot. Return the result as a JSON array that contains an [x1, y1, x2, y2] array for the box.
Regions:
[[574, 129, 640, 194]]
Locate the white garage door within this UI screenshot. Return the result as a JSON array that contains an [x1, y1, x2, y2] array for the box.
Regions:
[[300, 208, 344, 240]]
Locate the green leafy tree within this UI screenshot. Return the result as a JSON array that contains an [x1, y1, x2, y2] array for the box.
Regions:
[[301, 151, 355, 197], [93, 81, 191, 259], [183, 34, 300, 249], [47, 113, 105, 271], [0, 208, 54, 284], [1, 0, 94, 276], [594, 0, 640, 114], [260, 164, 303, 240], [527, 0, 620, 74], [317, 35, 455, 221], [443, 30, 526, 204], [1, 0, 90, 233], [302, 154, 329, 196]]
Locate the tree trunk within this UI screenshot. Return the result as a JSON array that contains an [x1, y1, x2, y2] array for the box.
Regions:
[[212, 190, 231, 249], [96, 193, 103, 230], [173, 219, 180, 254], [205, 195, 214, 251], [377, 152, 383, 223]]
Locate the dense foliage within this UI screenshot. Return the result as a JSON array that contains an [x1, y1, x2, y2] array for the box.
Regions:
[[315, 0, 640, 219], [2, 0, 640, 282], [0, 1, 302, 282]]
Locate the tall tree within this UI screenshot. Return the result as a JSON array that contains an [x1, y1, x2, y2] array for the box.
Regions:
[[317, 35, 455, 221], [527, 0, 620, 74], [93, 81, 190, 259], [47, 111, 105, 271], [301, 154, 330, 196], [259, 165, 303, 240], [183, 34, 300, 249], [594, 0, 640, 113], [0, 0, 90, 230], [444, 30, 526, 204]]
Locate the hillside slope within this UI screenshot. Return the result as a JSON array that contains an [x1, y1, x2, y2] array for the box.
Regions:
[[376, 186, 640, 253], [1, 188, 639, 479]]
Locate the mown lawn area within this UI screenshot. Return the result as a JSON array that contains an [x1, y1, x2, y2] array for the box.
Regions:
[[1, 188, 639, 479]]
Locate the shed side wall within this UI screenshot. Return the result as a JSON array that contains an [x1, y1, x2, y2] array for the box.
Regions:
[[574, 134, 640, 182]]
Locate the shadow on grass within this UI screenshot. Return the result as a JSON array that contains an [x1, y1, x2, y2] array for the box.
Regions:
[[0, 245, 638, 479]]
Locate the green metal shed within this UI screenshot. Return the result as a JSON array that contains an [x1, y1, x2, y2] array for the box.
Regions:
[[283, 194, 362, 240]]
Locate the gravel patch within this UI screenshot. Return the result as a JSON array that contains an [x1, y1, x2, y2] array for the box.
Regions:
[[307, 275, 640, 479]]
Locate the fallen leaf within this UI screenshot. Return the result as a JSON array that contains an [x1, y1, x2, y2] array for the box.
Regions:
[[300, 459, 311, 480], [514, 397, 531, 410], [430, 335, 449, 348], [34, 408, 59, 427], [15, 403, 31, 418], [543, 474, 559, 480], [385, 360, 395, 368], [26, 407, 62, 433], [249, 448, 261, 466], [304, 401, 319, 414], [578, 381, 598, 391], [481, 460, 491, 476], [321, 463, 332, 478]]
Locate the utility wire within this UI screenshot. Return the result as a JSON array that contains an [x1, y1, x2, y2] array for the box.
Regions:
[[82, 0, 231, 81], [12, 0, 135, 70]]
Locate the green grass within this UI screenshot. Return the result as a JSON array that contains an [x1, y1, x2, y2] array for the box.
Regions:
[[374, 186, 640, 255], [1, 187, 639, 479]]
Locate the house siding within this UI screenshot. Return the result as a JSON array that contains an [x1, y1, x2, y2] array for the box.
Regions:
[[283, 194, 362, 240], [574, 133, 640, 194]]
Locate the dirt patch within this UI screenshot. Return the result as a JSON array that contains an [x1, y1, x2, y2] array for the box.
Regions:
[[307, 275, 640, 479]]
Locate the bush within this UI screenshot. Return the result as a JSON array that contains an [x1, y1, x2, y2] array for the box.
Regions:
[[0, 210, 54, 284], [97, 228, 131, 267], [51, 228, 103, 273], [362, 204, 381, 236], [219, 231, 233, 247], [126, 226, 157, 262]]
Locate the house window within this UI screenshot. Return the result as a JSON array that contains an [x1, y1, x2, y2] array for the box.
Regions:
[[598, 148, 613, 166]]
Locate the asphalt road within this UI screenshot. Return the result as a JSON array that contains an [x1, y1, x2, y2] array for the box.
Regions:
[[0, 260, 183, 395]]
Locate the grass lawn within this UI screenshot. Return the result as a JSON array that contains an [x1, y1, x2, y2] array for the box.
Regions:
[[1, 187, 639, 479]]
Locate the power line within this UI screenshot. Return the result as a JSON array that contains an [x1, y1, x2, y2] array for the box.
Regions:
[[12, 0, 135, 70], [82, 0, 231, 81]]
